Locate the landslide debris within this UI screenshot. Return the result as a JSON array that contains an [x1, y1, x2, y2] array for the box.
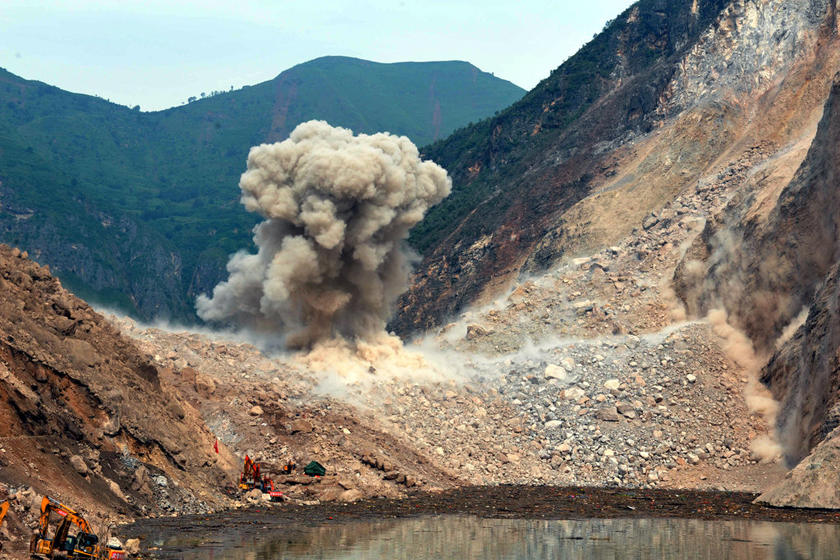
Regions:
[[0, 244, 238, 555], [110, 167, 783, 506], [112, 317, 461, 506], [675, 72, 840, 505]]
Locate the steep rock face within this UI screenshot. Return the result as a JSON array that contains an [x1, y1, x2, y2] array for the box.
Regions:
[[757, 426, 840, 508], [665, 0, 834, 110], [396, 0, 836, 336], [675, 71, 840, 354], [675, 73, 840, 469], [0, 183, 188, 319], [760, 262, 840, 465], [0, 244, 236, 522]]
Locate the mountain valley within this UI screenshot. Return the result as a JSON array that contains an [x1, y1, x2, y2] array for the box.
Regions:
[[3, 0, 840, 556]]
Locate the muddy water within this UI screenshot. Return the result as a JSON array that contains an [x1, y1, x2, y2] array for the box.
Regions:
[[151, 516, 840, 559]]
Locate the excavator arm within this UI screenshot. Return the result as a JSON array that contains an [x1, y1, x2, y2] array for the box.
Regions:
[[0, 500, 8, 527], [30, 496, 108, 558]]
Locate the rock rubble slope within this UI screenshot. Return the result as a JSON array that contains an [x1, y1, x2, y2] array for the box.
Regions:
[[108, 165, 788, 509], [0, 244, 238, 555], [2, 2, 839, 540]]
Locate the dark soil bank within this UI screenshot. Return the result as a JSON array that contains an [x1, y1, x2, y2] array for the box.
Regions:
[[124, 485, 840, 554]]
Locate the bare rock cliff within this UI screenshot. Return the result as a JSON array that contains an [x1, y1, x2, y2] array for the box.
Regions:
[[0, 244, 236, 529], [397, 0, 838, 336], [676, 72, 840, 463]]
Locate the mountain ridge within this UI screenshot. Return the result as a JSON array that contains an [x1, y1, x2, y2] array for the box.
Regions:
[[0, 57, 523, 321]]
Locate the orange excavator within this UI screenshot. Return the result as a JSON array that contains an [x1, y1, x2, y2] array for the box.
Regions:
[[239, 455, 283, 501], [0, 500, 7, 553], [30, 496, 125, 559]]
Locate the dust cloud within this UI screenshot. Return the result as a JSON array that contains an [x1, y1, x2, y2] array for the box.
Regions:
[[197, 120, 451, 349], [707, 309, 782, 461]]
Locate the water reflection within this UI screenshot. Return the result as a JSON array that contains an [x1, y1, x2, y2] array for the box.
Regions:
[[158, 516, 840, 559]]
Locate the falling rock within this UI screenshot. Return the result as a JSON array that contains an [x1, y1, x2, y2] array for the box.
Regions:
[[180, 366, 197, 385], [289, 420, 312, 434], [102, 417, 121, 436], [544, 420, 562, 430], [107, 479, 125, 500], [15, 487, 40, 512], [564, 387, 586, 400], [616, 402, 635, 417], [132, 465, 149, 491], [248, 405, 264, 416], [195, 373, 216, 396], [466, 325, 490, 340]]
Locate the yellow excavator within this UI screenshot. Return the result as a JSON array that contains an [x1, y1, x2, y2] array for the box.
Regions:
[[30, 496, 125, 559]]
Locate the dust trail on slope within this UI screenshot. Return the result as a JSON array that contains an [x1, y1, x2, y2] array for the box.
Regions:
[[672, 204, 785, 460], [707, 309, 782, 461], [197, 120, 451, 350]]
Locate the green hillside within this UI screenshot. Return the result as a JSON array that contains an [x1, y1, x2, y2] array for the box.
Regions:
[[0, 57, 524, 320]]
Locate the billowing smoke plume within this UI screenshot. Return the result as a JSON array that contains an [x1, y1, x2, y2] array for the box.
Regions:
[[197, 121, 451, 348]]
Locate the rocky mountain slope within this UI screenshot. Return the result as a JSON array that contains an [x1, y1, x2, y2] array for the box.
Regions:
[[0, 244, 462, 555], [5, 5, 840, 554], [0, 244, 241, 553], [676, 70, 840, 506], [395, 0, 840, 505], [0, 57, 523, 322], [397, 0, 839, 333]]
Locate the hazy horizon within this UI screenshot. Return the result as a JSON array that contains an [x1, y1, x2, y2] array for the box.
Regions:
[[0, 0, 634, 111]]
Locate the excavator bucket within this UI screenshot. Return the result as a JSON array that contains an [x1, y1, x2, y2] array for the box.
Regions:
[[0, 501, 8, 526]]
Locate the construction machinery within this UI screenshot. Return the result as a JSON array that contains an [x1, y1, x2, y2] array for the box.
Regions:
[[30, 496, 125, 559], [0, 500, 6, 553], [239, 455, 283, 501]]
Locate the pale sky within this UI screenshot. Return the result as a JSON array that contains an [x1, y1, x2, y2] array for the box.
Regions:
[[0, 1, 635, 111]]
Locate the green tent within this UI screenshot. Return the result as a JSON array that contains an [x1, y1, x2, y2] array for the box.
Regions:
[[303, 461, 326, 476]]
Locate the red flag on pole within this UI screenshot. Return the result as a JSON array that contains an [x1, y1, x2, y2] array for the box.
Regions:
[[214, 439, 219, 454]]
